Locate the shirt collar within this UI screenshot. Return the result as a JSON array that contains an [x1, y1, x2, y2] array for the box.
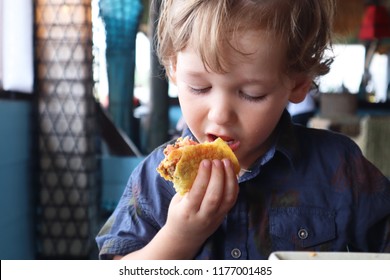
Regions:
[[274, 110, 301, 169], [182, 127, 196, 140], [239, 110, 300, 181]]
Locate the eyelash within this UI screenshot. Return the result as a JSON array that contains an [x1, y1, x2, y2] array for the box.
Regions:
[[239, 91, 266, 103], [188, 86, 266, 103], [189, 87, 210, 94]]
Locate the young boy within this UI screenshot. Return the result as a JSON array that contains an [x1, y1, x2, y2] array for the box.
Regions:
[[96, 0, 390, 259]]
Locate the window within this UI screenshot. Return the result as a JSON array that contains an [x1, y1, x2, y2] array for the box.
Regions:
[[318, 44, 388, 102]]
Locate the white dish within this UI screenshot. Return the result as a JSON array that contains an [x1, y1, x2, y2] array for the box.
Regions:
[[268, 251, 390, 260]]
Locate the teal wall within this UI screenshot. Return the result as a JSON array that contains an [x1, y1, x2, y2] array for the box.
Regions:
[[0, 99, 36, 259]]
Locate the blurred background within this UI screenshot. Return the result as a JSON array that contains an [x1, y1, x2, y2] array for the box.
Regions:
[[0, 0, 389, 259]]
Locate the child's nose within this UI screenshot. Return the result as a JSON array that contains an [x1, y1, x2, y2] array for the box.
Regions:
[[207, 97, 236, 125]]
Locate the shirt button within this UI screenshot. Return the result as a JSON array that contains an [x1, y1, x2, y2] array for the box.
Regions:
[[298, 228, 309, 240], [231, 248, 242, 259]]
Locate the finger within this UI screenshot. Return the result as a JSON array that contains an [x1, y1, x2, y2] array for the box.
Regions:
[[186, 159, 212, 210], [199, 159, 225, 214], [219, 159, 239, 212], [169, 192, 183, 206]]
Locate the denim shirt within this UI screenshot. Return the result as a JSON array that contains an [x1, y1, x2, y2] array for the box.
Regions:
[[96, 111, 390, 259]]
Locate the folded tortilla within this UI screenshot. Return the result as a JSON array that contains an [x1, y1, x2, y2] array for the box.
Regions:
[[157, 137, 240, 195]]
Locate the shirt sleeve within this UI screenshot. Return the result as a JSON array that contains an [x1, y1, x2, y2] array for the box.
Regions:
[[343, 140, 390, 252], [95, 148, 176, 259]]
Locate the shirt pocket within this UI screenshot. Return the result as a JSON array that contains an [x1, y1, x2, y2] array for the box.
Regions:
[[269, 207, 336, 249]]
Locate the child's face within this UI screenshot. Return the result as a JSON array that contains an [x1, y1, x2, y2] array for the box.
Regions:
[[171, 31, 310, 169]]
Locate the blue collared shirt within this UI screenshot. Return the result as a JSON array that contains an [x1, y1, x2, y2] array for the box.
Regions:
[[96, 111, 390, 259]]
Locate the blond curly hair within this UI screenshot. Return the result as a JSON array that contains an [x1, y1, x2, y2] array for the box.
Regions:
[[155, 0, 335, 79]]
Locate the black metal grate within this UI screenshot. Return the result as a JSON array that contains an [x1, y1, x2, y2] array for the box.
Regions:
[[34, 0, 99, 259]]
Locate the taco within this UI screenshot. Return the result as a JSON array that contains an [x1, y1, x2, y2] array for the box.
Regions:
[[157, 137, 240, 195]]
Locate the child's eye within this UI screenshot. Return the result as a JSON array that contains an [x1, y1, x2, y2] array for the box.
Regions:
[[239, 91, 267, 102], [189, 86, 211, 94]]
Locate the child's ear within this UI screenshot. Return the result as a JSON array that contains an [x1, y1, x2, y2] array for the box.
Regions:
[[288, 76, 312, 103]]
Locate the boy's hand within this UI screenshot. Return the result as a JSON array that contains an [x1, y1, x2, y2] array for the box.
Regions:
[[164, 158, 239, 253], [117, 158, 239, 260]]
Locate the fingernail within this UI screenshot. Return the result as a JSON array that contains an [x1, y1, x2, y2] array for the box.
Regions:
[[223, 159, 231, 168], [202, 159, 211, 168]]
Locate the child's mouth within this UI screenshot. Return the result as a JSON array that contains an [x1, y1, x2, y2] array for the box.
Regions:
[[208, 134, 240, 151]]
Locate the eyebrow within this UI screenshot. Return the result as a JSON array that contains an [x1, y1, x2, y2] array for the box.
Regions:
[[180, 63, 276, 85], [182, 70, 205, 76], [244, 78, 264, 84], [179, 68, 213, 79], [242, 76, 275, 86]]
